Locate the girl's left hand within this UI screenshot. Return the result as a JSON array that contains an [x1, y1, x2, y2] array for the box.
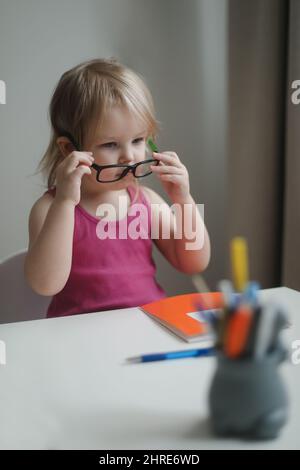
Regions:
[[150, 151, 190, 203]]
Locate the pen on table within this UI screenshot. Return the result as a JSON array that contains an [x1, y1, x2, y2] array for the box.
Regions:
[[126, 347, 215, 364]]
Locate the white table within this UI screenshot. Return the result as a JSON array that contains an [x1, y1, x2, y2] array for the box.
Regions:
[[0, 287, 299, 450]]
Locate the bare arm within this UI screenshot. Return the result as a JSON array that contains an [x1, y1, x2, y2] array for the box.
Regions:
[[142, 186, 210, 275], [146, 149, 211, 274], [24, 196, 76, 296], [170, 192, 211, 274], [24, 151, 94, 296]]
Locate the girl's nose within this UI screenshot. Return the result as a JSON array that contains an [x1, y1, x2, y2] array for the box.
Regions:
[[119, 150, 135, 165]]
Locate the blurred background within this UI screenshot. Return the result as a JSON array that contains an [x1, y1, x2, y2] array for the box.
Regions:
[[0, 0, 299, 304]]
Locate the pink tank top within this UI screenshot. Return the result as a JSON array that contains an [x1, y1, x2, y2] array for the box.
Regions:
[[45, 185, 167, 318]]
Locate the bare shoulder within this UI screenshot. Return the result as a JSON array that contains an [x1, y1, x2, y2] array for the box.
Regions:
[[30, 192, 54, 219], [28, 192, 55, 249]]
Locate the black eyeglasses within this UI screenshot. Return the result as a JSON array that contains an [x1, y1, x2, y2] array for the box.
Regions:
[[90, 159, 159, 183], [62, 132, 159, 183]]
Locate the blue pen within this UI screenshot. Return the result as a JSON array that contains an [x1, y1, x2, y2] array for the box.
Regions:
[[126, 347, 215, 363]]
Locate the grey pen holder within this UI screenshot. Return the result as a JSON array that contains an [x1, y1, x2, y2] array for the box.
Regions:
[[208, 345, 289, 440]]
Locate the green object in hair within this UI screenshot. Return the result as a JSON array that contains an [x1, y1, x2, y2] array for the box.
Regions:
[[147, 137, 158, 153]]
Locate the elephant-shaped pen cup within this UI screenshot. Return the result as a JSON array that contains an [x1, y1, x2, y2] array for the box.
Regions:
[[207, 296, 290, 440], [208, 343, 289, 440]]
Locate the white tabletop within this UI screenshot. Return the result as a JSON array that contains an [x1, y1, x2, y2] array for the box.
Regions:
[[0, 287, 299, 450]]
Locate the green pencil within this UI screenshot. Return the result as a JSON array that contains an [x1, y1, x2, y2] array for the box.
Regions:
[[147, 137, 159, 153]]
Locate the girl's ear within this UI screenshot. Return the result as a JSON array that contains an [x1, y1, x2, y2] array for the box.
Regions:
[[56, 137, 75, 158]]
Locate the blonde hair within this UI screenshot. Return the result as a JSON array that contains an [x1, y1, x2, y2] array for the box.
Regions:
[[38, 58, 160, 202]]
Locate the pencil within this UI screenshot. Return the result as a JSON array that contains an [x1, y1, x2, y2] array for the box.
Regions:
[[127, 347, 215, 363]]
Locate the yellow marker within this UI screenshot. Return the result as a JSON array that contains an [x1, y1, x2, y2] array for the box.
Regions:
[[230, 237, 249, 292]]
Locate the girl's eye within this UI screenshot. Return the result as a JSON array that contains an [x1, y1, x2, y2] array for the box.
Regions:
[[102, 142, 117, 149], [101, 138, 144, 148]]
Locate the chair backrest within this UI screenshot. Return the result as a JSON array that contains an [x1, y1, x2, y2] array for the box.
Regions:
[[0, 250, 51, 324]]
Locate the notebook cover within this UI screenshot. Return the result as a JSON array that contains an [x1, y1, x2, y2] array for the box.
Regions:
[[140, 292, 224, 341]]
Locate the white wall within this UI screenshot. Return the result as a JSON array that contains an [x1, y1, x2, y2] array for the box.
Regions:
[[0, 0, 228, 295]]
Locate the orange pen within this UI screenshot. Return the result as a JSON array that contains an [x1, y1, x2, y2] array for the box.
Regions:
[[224, 304, 253, 358]]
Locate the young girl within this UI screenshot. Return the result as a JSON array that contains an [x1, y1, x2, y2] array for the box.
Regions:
[[25, 58, 211, 318]]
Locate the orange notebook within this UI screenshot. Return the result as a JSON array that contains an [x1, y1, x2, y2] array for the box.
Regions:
[[140, 292, 224, 343]]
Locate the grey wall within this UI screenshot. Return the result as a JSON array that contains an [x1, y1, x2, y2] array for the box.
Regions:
[[0, 0, 228, 295], [227, 0, 288, 288], [283, 0, 300, 290]]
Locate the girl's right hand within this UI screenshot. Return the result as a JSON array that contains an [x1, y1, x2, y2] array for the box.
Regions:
[[55, 151, 94, 206]]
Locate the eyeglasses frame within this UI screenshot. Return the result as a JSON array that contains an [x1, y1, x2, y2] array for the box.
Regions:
[[61, 131, 159, 183]]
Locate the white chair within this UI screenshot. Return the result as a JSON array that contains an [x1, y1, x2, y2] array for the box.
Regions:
[[0, 250, 51, 324]]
